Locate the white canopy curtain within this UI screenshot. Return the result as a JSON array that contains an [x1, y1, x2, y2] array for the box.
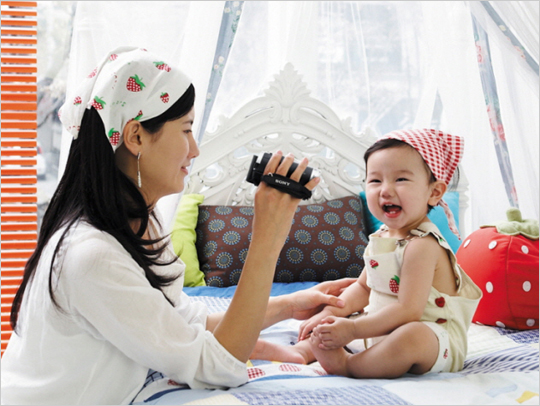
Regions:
[[470, 1, 539, 226], [207, 1, 538, 236], [413, 1, 538, 229], [489, 1, 539, 65], [58, 1, 227, 225], [59, 1, 539, 236]]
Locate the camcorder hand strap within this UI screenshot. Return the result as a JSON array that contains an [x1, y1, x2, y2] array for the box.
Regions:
[[260, 173, 312, 200]]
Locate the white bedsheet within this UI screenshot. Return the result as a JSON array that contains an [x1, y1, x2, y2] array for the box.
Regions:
[[132, 296, 539, 405]]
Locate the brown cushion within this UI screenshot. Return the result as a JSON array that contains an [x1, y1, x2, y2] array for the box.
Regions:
[[195, 196, 369, 287]]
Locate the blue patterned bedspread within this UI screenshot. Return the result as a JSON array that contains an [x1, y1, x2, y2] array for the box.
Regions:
[[132, 284, 539, 405]]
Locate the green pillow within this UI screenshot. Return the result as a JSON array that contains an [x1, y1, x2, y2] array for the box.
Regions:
[[170, 193, 206, 287]]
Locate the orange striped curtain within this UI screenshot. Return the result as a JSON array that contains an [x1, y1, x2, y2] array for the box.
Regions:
[[1, 0, 38, 356]]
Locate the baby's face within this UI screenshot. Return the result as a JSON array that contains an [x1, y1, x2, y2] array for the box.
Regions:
[[365, 145, 436, 238]]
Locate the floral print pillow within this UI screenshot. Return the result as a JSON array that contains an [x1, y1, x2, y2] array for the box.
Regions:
[[195, 196, 369, 287]]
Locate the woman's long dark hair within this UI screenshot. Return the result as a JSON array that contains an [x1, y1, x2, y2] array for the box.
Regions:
[[11, 85, 195, 332]]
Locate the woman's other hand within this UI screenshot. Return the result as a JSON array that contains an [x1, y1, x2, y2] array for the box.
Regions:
[[289, 278, 356, 321], [214, 151, 320, 363]]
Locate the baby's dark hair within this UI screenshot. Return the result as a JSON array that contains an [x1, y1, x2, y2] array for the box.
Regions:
[[364, 138, 436, 182]]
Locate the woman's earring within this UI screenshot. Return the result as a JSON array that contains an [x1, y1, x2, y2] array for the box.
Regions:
[[137, 152, 142, 188]]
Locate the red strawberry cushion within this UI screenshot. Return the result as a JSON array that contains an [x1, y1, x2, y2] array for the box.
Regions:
[[456, 208, 538, 330]]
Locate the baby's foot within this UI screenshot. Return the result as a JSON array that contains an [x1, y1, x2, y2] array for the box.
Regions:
[[250, 340, 307, 364], [310, 334, 351, 376]]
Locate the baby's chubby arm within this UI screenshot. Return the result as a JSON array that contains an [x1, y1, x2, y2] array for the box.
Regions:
[[298, 272, 370, 341], [315, 237, 438, 348]]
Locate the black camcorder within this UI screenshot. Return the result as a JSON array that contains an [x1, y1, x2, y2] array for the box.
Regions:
[[246, 153, 315, 199]]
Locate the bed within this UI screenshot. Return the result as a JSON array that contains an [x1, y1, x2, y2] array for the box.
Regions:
[[133, 64, 539, 405]]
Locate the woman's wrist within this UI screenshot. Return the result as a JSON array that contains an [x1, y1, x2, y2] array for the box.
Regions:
[[276, 294, 293, 320], [263, 295, 291, 329]]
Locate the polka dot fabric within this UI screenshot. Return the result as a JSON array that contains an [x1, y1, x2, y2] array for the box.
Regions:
[[195, 197, 369, 287], [456, 227, 539, 330]]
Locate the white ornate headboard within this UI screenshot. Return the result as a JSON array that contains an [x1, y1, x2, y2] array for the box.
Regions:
[[185, 63, 377, 205], [185, 63, 469, 234]]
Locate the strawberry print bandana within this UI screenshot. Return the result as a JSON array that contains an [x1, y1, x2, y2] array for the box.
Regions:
[[380, 128, 464, 239], [59, 46, 192, 151]]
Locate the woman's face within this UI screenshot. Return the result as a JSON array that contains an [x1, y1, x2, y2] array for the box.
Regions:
[[140, 107, 199, 204]]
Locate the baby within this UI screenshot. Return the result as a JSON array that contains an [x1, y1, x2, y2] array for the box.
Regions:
[[251, 129, 482, 378]]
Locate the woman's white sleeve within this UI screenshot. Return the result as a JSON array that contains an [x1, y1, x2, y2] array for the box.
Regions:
[[58, 231, 248, 389]]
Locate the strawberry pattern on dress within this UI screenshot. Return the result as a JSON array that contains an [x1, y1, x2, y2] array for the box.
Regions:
[[362, 221, 482, 372], [435, 297, 446, 307], [389, 275, 400, 293]]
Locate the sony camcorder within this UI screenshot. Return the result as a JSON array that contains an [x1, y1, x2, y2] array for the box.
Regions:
[[246, 153, 315, 199]]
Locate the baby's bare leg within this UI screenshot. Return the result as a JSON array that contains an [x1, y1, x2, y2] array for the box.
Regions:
[[312, 321, 439, 378], [250, 339, 315, 364]]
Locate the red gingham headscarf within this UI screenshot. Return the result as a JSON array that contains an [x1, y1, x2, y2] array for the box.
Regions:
[[380, 128, 464, 239]]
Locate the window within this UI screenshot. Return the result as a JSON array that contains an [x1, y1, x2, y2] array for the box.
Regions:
[[1, 0, 39, 355]]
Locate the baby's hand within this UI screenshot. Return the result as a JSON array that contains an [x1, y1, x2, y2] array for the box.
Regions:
[[298, 309, 333, 341], [311, 316, 356, 350]]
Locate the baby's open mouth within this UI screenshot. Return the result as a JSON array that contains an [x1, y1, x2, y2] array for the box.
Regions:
[[383, 204, 402, 215]]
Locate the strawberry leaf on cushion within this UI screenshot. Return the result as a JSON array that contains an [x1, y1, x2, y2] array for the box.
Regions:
[[481, 208, 539, 240]]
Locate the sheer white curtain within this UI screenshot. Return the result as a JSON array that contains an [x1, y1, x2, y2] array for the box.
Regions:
[[208, 1, 538, 237], [209, 1, 425, 136], [59, 1, 539, 234], [470, 1, 539, 224], [415, 2, 508, 236], [490, 1, 539, 64], [210, 1, 521, 236], [415, 2, 539, 233], [204, 1, 321, 130], [59, 1, 226, 226]]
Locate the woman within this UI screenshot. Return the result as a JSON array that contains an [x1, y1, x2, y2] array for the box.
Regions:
[[1, 47, 353, 405]]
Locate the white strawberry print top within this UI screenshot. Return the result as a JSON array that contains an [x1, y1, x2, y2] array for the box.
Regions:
[[363, 222, 482, 372], [1, 213, 247, 405]]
